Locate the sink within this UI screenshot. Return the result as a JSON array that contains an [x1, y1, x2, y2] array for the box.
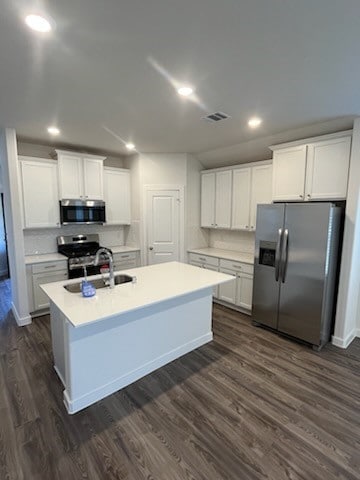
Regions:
[[64, 274, 133, 293]]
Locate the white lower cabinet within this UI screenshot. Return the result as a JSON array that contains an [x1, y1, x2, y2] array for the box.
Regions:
[[33, 270, 68, 311], [188, 253, 219, 298], [113, 251, 139, 271], [218, 269, 237, 304], [188, 253, 254, 311], [218, 259, 254, 311], [27, 260, 68, 314], [236, 273, 253, 310]]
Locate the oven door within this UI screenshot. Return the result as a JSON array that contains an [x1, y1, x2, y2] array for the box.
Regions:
[[60, 199, 106, 225]]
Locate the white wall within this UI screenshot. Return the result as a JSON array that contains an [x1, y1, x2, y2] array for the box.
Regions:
[[24, 225, 125, 255], [333, 118, 360, 347], [209, 230, 255, 254], [124, 153, 188, 265], [17, 141, 126, 168], [0, 129, 31, 325]]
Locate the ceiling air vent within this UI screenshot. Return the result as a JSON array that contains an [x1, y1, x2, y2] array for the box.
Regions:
[[203, 112, 231, 123]]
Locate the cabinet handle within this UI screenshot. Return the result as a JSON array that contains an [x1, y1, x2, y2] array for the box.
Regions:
[[199, 257, 207, 262], [120, 255, 130, 259], [299, 194, 303, 198], [307, 194, 311, 199], [245, 225, 249, 229], [233, 264, 241, 269], [44, 265, 56, 269]]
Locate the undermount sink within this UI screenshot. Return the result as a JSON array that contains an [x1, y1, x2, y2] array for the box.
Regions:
[[64, 274, 133, 293]]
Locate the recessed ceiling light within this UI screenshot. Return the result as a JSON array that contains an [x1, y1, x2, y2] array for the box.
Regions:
[[248, 117, 262, 128], [25, 14, 52, 33], [177, 86, 194, 97], [125, 143, 135, 150], [47, 126, 60, 136]]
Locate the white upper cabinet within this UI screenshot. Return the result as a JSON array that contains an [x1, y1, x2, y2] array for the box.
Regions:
[[56, 150, 105, 200], [305, 136, 351, 200], [201, 172, 216, 227], [201, 170, 232, 228], [103, 167, 131, 225], [215, 170, 232, 228], [232, 168, 251, 230], [231, 162, 272, 231], [271, 132, 351, 202], [83, 156, 104, 199], [272, 145, 307, 202], [20, 157, 60, 229], [249, 164, 273, 230]]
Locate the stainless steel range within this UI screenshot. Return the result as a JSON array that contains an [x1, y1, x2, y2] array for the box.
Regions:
[[57, 234, 112, 279]]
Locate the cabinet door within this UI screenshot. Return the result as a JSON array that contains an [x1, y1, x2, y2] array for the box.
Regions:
[[201, 173, 216, 227], [104, 168, 131, 224], [204, 264, 220, 298], [305, 137, 351, 200], [272, 145, 307, 201], [215, 170, 232, 228], [236, 273, 253, 310], [57, 153, 83, 199], [83, 157, 104, 200], [249, 164, 273, 231], [21, 159, 60, 228], [218, 268, 237, 304], [231, 168, 251, 230], [32, 270, 68, 311]]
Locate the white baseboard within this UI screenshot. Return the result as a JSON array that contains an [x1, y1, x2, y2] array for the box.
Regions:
[[11, 302, 32, 327], [331, 329, 357, 348], [63, 332, 213, 414]]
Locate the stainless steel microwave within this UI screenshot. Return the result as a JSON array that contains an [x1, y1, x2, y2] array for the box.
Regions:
[[60, 199, 106, 225]]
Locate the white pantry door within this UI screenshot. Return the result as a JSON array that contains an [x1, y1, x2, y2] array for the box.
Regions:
[[146, 190, 180, 265]]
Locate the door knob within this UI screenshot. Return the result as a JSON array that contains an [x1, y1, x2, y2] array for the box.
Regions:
[[149, 246, 154, 250]]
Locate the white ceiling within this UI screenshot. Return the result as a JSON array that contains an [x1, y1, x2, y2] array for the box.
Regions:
[[0, 0, 359, 166]]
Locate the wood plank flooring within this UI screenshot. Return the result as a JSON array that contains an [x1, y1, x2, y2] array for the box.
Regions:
[[1, 278, 360, 479]]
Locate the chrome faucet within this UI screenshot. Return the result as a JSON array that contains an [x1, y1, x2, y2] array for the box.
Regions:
[[94, 248, 114, 289]]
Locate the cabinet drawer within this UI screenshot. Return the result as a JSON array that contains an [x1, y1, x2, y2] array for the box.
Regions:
[[188, 253, 219, 267], [112, 252, 137, 262], [32, 261, 67, 274], [219, 259, 254, 274], [114, 260, 137, 271]]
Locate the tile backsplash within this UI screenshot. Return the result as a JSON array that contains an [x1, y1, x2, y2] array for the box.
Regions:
[[209, 229, 255, 254], [24, 225, 125, 255]]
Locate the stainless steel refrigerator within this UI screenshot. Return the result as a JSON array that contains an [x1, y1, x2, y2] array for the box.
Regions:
[[252, 203, 342, 350]]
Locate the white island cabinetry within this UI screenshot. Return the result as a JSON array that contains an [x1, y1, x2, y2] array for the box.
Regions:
[[41, 262, 232, 414]]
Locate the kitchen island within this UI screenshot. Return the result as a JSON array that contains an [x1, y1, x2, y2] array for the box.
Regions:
[[41, 261, 232, 414]]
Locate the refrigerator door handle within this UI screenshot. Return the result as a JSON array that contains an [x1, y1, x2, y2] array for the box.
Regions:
[[275, 228, 283, 282], [281, 229, 289, 283]]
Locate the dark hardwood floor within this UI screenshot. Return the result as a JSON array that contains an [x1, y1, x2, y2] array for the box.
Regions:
[[1, 278, 360, 479]]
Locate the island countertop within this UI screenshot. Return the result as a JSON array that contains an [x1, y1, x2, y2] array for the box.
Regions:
[[41, 261, 232, 328]]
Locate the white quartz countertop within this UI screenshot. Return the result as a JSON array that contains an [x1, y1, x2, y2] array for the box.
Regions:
[[188, 248, 254, 265], [25, 246, 140, 265], [41, 261, 233, 328], [25, 253, 67, 264]]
